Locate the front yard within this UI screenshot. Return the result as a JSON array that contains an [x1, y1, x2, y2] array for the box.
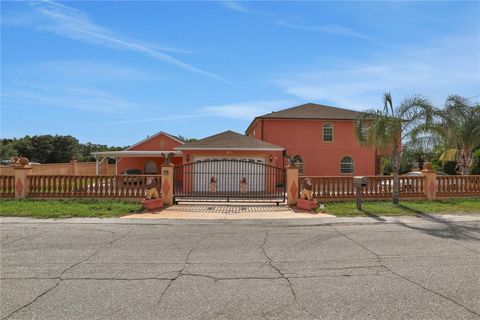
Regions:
[[319, 197, 480, 217], [0, 199, 143, 218]]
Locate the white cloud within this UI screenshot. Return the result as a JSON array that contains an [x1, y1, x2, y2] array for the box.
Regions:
[[2, 83, 136, 113], [105, 100, 291, 124], [277, 21, 373, 41], [22, 1, 228, 83], [217, 1, 252, 14], [201, 100, 290, 120], [273, 36, 480, 109]]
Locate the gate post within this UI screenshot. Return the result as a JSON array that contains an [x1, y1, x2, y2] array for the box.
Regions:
[[286, 164, 299, 206], [13, 163, 33, 199], [161, 163, 174, 206], [421, 162, 437, 200]]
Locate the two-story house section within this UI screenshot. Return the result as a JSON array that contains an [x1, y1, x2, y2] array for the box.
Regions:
[[246, 103, 385, 176]]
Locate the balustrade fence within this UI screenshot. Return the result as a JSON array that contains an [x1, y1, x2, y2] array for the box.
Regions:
[[1, 175, 161, 198], [0, 174, 479, 200], [299, 175, 479, 200]]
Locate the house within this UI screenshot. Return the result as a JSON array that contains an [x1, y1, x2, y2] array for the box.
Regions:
[[92, 103, 385, 177], [245, 103, 387, 176]]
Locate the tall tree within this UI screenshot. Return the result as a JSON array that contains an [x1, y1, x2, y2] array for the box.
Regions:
[[431, 96, 480, 175], [355, 93, 434, 204]]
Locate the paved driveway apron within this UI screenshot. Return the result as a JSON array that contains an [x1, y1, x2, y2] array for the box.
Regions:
[[1, 217, 479, 319]]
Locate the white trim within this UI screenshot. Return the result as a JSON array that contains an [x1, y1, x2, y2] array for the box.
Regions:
[[92, 150, 182, 158], [126, 131, 185, 150], [175, 147, 284, 151]]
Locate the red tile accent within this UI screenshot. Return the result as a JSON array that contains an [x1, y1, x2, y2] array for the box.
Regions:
[[162, 179, 171, 196], [16, 178, 23, 196], [289, 180, 298, 197], [429, 179, 435, 195]]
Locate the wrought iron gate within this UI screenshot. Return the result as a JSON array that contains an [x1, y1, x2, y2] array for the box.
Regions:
[[173, 159, 286, 203]]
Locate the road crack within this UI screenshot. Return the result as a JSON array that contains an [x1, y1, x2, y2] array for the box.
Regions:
[[156, 234, 211, 305], [331, 226, 480, 317], [260, 231, 319, 320], [1, 227, 133, 320]]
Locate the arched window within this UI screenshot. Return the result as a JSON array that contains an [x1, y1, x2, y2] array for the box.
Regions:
[[340, 156, 354, 174], [144, 160, 158, 174], [293, 155, 304, 175], [323, 123, 333, 141]]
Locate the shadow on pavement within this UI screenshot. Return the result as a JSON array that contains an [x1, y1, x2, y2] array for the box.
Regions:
[[396, 210, 480, 240]]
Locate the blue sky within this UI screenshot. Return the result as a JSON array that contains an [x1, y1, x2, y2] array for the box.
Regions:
[[1, 1, 479, 146]]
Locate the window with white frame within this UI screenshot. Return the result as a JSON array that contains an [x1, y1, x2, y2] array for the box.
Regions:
[[340, 156, 354, 174], [323, 123, 333, 141], [293, 155, 304, 175]]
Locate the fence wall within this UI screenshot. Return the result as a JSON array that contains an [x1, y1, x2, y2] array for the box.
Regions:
[[0, 162, 116, 176], [1, 172, 479, 201], [299, 175, 478, 201], [437, 175, 480, 197], [28, 175, 161, 198]]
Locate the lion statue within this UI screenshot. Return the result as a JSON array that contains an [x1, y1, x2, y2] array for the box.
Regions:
[[145, 176, 160, 200], [209, 176, 217, 193], [240, 177, 248, 194], [11, 156, 30, 167], [300, 178, 313, 200]]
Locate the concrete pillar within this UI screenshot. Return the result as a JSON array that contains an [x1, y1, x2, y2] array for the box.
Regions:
[[286, 164, 299, 206], [161, 163, 174, 206], [70, 159, 78, 176], [13, 165, 32, 199], [421, 162, 437, 200]]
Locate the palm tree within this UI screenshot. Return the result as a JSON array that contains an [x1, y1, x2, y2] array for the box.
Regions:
[[431, 96, 480, 175], [355, 93, 434, 204]]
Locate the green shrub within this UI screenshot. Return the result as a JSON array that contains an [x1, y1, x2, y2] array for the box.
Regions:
[[442, 161, 457, 175], [471, 149, 480, 175]]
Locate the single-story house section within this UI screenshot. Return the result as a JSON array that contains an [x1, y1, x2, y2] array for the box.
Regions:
[[174, 131, 285, 194], [92, 131, 184, 175]]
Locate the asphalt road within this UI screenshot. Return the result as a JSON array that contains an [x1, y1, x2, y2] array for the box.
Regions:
[[1, 216, 479, 319]]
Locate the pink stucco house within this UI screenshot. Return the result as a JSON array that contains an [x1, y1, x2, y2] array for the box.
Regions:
[[92, 103, 386, 176]]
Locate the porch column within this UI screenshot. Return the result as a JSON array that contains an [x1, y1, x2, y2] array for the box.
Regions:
[[13, 164, 33, 199], [421, 162, 437, 200], [286, 164, 299, 206], [161, 163, 174, 206]]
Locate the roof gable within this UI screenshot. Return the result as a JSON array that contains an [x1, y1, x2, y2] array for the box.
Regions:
[[175, 130, 284, 150], [127, 131, 185, 151]]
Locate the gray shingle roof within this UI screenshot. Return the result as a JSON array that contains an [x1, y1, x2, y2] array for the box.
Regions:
[[259, 103, 361, 120], [175, 131, 284, 150]]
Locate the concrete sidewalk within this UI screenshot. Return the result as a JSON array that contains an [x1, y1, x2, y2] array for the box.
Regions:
[[121, 203, 335, 220]]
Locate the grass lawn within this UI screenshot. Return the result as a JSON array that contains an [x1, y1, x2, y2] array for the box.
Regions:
[[319, 197, 480, 217], [0, 199, 144, 219]]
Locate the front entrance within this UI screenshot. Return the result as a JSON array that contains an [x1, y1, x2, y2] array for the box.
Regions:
[[173, 159, 286, 203]]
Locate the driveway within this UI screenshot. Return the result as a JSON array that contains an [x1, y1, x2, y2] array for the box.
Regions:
[[1, 216, 479, 319]]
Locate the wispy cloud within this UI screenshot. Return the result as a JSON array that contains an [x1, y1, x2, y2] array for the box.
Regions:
[[2, 83, 136, 113], [273, 36, 479, 109], [107, 100, 290, 124], [277, 20, 373, 41], [217, 1, 252, 14], [36, 60, 150, 81], [201, 100, 288, 120], [20, 0, 228, 83]]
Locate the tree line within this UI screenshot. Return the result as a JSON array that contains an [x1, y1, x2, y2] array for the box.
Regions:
[[0, 135, 128, 163]]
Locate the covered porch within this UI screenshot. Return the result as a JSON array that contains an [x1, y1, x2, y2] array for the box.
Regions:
[[91, 150, 183, 175]]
